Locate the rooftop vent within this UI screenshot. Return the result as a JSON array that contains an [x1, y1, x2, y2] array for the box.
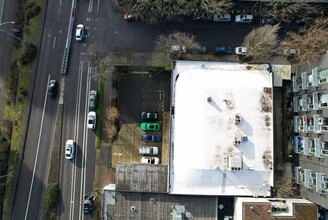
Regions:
[[235, 113, 241, 124], [150, 198, 155, 203], [131, 206, 136, 211], [271, 202, 288, 212]]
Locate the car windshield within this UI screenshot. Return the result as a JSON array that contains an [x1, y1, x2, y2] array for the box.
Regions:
[[88, 119, 93, 124], [76, 29, 81, 36]]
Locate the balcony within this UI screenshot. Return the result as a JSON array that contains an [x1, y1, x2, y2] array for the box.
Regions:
[[304, 169, 313, 189], [313, 115, 328, 133], [294, 136, 304, 153], [293, 76, 301, 92], [307, 94, 314, 110], [318, 93, 328, 109], [307, 68, 319, 88], [293, 96, 306, 112], [313, 92, 319, 110], [321, 141, 328, 157], [295, 167, 304, 185], [304, 138, 315, 156], [318, 68, 328, 85], [316, 173, 328, 194]]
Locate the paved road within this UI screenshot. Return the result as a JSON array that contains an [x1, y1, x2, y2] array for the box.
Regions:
[[10, 0, 70, 218], [9, 0, 296, 219]]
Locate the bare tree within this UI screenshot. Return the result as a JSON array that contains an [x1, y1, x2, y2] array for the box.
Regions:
[[155, 32, 201, 56], [242, 24, 280, 60], [197, 0, 234, 17], [274, 178, 298, 198], [94, 55, 114, 81], [106, 107, 120, 122], [119, 0, 233, 23], [106, 121, 118, 139], [280, 18, 328, 66], [262, 1, 322, 23]]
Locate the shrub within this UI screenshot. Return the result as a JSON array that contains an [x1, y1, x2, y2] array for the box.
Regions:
[[42, 183, 59, 210], [20, 43, 37, 65], [106, 107, 120, 122]]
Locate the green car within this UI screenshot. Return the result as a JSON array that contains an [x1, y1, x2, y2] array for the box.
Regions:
[[140, 122, 160, 131]]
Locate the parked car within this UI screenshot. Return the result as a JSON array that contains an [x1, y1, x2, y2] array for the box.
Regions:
[[87, 111, 96, 130], [283, 48, 300, 57], [75, 24, 84, 41], [83, 195, 94, 214], [235, 14, 253, 23], [261, 16, 277, 25], [141, 156, 160, 164], [188, 46, 207, 54], [193, 16, 212, 23], [141, 112, 159, 120], [235, 47, 248, 55], [124, 13, 140, 22], [48, 79, 58, 98], [65, 140, 75, 160], [213, 14, 231, 22], [170, 45, 186, 53], [139, 146, 159, 155], [142, 134, 161, 142], [89, 90, 97, 110], [214, 46, 233, 55], [295, 17, 313, 26], [141, 122, 160, 131]]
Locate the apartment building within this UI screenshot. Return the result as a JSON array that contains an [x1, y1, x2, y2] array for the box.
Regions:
[[292, 66, 328, 209]]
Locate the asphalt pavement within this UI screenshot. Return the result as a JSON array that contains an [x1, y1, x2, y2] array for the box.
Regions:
[[8, 0, 291, 219]]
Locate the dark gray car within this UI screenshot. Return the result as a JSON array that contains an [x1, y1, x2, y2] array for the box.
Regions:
[[89, 90, 97, 110]]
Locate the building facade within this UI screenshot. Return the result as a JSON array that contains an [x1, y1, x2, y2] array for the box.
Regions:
[[292, 65, 328, 209]]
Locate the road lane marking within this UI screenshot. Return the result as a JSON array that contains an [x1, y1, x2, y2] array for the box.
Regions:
[[97, 0, 100, 13], [24, 75, 50, 220], [69, 60, 83, 220], [88, 0, 93, 13], [78, 63, 92, 219], [53, 36, 56, 48]]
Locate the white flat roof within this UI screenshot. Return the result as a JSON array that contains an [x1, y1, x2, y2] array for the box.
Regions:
[[170, 61, 274, 196]]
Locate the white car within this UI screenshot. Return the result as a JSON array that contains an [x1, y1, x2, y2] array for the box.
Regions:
[[65, 140, 75, 160], [235, 15, 253, 23], [75, 24, 84, 41], [141, 156, 160, 164], [170, 45, 186, 53], [139, 146, 159, 155], [235, 47, 248, 55], [87, 111, 96, 130], [283, 48, 300, 57]]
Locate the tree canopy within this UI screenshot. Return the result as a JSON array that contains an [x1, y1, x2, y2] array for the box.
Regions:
[[280, 18, 328, 66], [242, 24, 280, 60], [119, 0, 233, 23]]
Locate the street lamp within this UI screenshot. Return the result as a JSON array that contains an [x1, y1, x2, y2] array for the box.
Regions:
[[0, 21, 24, 42], [0, 21, 15, 27], [0, 172, 14, 179]]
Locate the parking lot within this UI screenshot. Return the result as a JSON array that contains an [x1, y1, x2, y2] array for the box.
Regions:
[[111, 72, 171, 166]]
